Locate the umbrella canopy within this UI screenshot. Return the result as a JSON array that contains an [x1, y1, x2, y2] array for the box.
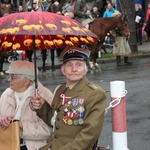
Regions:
[[0, 11, 98, 94], [0, 11, 98, 51]]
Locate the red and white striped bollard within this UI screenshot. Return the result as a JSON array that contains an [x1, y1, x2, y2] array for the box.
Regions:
[[110, 81, 129, 150]]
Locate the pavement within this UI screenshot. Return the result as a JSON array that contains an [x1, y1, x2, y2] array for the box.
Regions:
[[97, 41, 150, 63], [2, 41, 150, 72]]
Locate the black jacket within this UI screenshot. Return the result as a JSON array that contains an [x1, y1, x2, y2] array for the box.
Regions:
[[135, 8, 145, 27]]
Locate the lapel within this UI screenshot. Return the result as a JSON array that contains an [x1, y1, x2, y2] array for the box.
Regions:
[[52, 84, 66, 109], [7, 89, 17, 107]]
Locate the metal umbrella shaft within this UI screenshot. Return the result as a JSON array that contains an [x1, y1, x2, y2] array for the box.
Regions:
[[32, 35, 38, 95]]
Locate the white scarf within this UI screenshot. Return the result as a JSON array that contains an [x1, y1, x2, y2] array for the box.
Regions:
[[14, 84, 35, 120]]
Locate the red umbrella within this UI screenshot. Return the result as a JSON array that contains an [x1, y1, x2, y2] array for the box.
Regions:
[[0, 11, 98, 93], [0, 11, 97, 50]]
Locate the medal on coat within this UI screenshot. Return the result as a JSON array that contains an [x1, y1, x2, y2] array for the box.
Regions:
[[63, 108, 68, 116], [63, 111, 67, 116], [77, 106, 85, 118], [78, 118, 84, 125], [68, 111, 73, 118], [74, 119, 79, 125], [77, 98, 85, 118], [79, 99, 85, 105], [62, 117, 68, 124], [68, 119, 73, 125], [64, 108, 68, 112], [72, 108, 77, 114], [65, 100, 71, 107], [78, 98, 85, 125], [72, 98, 79, 114], [73, 98, 79, 108], [77, 106, 85, 113], [68, 100, 72, 105], [74, 113, 78, 118]]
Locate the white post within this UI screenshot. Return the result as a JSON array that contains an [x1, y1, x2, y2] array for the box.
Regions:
[[110, 81, 128, 150]]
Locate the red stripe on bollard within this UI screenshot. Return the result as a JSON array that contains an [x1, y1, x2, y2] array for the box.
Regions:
[[111, 97, 127, 132]]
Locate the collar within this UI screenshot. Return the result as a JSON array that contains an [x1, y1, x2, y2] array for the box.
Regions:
[[66, 81, 80, 89], [65, 76, 88, 96]]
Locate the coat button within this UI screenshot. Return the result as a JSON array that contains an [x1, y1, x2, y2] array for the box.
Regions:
[[56, 126, 59, 130], [57, 117, 60, 121], [54, 135, 58, 138]]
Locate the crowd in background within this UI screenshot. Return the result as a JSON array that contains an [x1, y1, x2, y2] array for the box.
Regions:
[[0, 2, 149, 37], [0, 0, 150, 75], [0, 0, 150, 42]]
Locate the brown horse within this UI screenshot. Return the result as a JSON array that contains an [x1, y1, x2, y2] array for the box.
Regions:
[[89, 15, 130, 69]]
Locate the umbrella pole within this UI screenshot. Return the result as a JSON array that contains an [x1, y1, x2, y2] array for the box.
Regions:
[[33, 35, 38, 96]]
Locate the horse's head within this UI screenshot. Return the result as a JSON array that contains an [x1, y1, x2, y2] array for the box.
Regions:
[[116, 14, 130, 37]]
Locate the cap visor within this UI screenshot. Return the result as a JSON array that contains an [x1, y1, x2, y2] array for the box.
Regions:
[[5, 70, 15, 74]]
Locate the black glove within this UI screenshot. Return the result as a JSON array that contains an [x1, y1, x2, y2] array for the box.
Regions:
[[86, 14, 90, 18], [82, 13, 89, 18]]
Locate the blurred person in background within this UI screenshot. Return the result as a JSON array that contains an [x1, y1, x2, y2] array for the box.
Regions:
[[74, 0, 93, 27], [18, 5, 24, 12], [111, 11, 132, 66], [144, 2, 150, 40], [135, 3, 145, 45], [103, 2, 117, 18]]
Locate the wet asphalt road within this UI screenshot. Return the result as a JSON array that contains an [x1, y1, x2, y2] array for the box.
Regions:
[[0, 57, 150, 150], [96, 57, 150, 150]]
